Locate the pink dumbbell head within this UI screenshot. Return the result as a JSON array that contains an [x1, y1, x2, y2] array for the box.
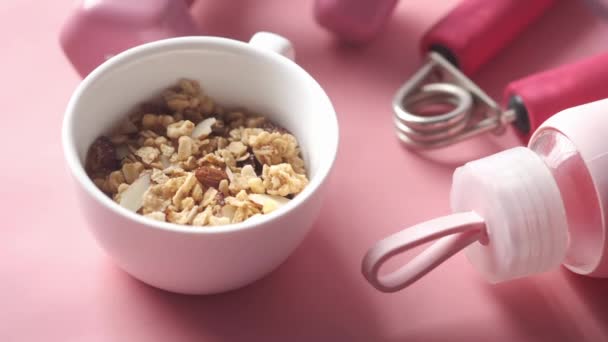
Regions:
[[60, 0, 200, 77], [314, 0, 398, 43]]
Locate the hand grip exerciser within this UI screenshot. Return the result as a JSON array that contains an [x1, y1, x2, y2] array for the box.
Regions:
[[393, 0, 608, 149]]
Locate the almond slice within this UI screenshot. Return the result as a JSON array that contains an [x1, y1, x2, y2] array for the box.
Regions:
[[221, 205, 236, 221], [191, 117, 217, 139], [226, 141, 247, 156], [160, 154, 171, 169], [119, 172, 151, 212], [225, 166, 235, 183], [248, 194, 290, 214], [236, 152, 251, 162]]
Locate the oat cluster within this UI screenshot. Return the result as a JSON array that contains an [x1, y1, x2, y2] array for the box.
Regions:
[[85, 79, 309, 226]]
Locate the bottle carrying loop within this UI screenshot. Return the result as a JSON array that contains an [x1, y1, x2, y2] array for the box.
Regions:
[[362, 211, 486, 292]]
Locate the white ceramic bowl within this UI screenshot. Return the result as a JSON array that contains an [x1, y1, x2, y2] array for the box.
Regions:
[[62, 32, 339, 294]]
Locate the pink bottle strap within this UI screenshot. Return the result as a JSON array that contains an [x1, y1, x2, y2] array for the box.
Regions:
[[362, 211, 486, 292]]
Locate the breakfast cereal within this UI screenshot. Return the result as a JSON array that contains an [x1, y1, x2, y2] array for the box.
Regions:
[[85, 79, 309, 226]]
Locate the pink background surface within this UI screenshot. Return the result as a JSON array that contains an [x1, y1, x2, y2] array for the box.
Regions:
[[3, 0, 608, 340]]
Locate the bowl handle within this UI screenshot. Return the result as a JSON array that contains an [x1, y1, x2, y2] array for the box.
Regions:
[[249, 32, 296, 61]]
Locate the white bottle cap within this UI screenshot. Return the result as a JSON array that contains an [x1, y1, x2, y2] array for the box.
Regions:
[[451, 147, 569, 283]]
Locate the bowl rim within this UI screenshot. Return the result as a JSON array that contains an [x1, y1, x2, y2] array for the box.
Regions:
[[62, 35, 339, 235]]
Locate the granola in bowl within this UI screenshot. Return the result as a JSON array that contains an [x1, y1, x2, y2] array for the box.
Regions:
[[85, 79, 309, 227]]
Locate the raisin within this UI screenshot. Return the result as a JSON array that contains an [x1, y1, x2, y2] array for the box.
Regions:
[[139, 100, 169, 115], [237, 150, 263, 175], [183, 109, 203, 123], [211, 119, 228, 137], [215, 192, 226, 206], [85, 136, 118, 175], [262, 121, 290, 134]]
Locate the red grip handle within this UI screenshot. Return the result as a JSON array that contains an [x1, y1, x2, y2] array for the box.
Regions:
[[421, 0, 557, 75], [504, 52, 608, 142]]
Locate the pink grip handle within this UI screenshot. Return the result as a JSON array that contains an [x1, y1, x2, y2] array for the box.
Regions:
[[504, 52, 608, 142], [421, 0, 557, 75]]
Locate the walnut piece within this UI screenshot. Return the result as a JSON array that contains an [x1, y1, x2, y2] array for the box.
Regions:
[[135, 146, 160, 165], [177, 136, 194, 161], [262, 163, 308, 197], [167, 206, 199, 225], [145, 211, 166, 222], [172, 172, 197, 206], [122, 162, 144, 184], [167, 120, 195, 139]]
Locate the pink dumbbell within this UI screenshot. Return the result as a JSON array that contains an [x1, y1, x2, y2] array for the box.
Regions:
[[60, 0, 200, 77], [314, 0, 399, 43]]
